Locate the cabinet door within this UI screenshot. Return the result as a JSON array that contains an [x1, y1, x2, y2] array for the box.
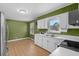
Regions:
[[43, 37, 57, 52], [47, 38, 57, 52], [42, 36, 48, 50], [37, 20, 42, 29], [35, 34, 43, 47], [37, 18, 48, 29], [38, 36, 43, 47], [59, 12, 68, 32], [37, 20, 43, 29]]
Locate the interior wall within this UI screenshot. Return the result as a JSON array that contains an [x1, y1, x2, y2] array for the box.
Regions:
[[6, 19, 29, 40], [36, 3, 78, 20], [61, 29, 79, 36], [78, 3, 79, 9], [30, 3, 79, 36]]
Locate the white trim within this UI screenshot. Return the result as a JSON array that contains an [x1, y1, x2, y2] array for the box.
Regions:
[[7, 37, 31, 42]]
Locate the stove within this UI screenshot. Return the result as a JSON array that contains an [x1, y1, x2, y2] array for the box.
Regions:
[[60, 40, 79, 52]]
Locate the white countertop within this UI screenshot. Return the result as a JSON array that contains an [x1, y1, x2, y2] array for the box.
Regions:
[[54, 35, 79, 42], [49, 47, 79, 56], [36, 33, 79, 42]]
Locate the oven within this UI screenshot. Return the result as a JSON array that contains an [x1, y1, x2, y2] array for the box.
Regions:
[[60, 40, 79, 52]]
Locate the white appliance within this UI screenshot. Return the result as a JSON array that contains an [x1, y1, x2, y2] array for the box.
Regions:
[[50, 40, 79, 56], [49, 47, 79, 56], [0, 12, 7, 56]]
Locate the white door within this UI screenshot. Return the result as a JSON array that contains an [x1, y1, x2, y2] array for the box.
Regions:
[[35, 34, 40, 46], [38, 35, 43, 47]]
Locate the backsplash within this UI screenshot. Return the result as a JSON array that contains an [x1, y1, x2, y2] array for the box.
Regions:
[[36, 29, 79, 36], [37, 29, 48, 34], [61, 29, 79, 36]]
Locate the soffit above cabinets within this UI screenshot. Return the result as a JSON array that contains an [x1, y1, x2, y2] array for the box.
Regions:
[[0, 3, 71, 21]]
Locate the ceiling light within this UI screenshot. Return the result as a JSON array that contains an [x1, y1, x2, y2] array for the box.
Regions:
[[17, 9, 28, 14]]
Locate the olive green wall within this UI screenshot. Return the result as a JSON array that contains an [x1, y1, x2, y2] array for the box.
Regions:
[[6, 20, 29, 40], [36, 3, 78, 20], [27, 22, 30, 37], [61, 29, 79, 36], [6, 4, 79, 40], [78, 3, 79, 9], [30, 3, 79, 36]]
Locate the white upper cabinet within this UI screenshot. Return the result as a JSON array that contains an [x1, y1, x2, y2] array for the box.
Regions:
[[49, 12, 69, 32], [58, 12, 69, 32], [37, 18, 48, 29], [37, 12, 69, 32], [37, 20, 43, 29], [30, 22, 35, 35]]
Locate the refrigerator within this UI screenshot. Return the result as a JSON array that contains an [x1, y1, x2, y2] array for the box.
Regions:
[[0, 12, 7, 56]]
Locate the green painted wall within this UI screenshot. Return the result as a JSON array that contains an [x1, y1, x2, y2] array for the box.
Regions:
[[29, 3, 79, 36], [61, 29, 79, 36], [36, 3, 78, 20], [6, 20, 29, 40], [27, 22, 30, 37], [78, 3, 79, 9]]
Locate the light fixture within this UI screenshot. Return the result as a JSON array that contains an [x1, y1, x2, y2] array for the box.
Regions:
[[17, 9, 28, 14]]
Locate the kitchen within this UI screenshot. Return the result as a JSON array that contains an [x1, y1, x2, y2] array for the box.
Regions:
[[0, 3, 79, 56], [32, 3, 79, 56]]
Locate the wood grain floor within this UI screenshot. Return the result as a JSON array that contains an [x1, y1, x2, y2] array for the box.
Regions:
[[6, 39, 50, 56]]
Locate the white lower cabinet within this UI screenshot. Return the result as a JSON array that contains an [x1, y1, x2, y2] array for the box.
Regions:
[[42, 36, 48, 50], [35, 34, 63, 52], [35, 34, 43, 47], [47, 38, 57, 52]]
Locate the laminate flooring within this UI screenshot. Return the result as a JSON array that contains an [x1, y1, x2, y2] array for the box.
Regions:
[[6, 39, 50, 56]]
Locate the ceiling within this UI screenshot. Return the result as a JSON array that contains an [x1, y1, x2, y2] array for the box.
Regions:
[[0, 3, 71, 21]]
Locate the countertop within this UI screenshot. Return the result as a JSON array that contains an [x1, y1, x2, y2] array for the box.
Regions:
[[54, 35, 79, 42], [36, 33, 79, 42], [49, 47, 79, 56], [42, 33, 79, 42]]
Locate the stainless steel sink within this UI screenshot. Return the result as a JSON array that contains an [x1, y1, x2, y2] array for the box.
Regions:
[[45, 34, 55, 37]]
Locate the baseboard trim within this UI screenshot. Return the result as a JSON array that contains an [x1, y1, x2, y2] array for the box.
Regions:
[[7, 37, 31, 42]]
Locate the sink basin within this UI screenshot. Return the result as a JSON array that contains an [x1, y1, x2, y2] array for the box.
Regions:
[[55, 37, 63, 38], [45, 34, 56, 37], [55, 37, 66, 40]]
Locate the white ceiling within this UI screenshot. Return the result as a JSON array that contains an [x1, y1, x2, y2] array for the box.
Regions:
[[0, 3, 71, 21]]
